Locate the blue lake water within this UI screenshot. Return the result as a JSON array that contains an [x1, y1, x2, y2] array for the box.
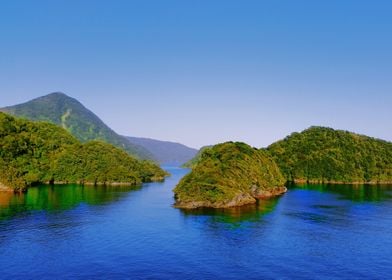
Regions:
[[1, 167, 392, 279]]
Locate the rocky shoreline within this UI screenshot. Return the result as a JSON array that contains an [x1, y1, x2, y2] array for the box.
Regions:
[[0, 182, 14, 192], [174, 186, 287, 209]]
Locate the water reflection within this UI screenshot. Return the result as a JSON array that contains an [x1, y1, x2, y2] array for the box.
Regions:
[[179, 183, 392, 226], [179, 197, 280, 224], [0, 184, 142, 220], [290, 183, 392, 202]]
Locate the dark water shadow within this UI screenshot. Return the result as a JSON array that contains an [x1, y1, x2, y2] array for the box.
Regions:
[[0, 184, 142, 220]]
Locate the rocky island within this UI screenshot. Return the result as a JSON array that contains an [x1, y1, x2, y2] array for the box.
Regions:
[[174, 142, 286, 209]]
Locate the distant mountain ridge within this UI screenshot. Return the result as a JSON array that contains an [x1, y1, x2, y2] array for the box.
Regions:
[[126, 136, 198, 166], [0, 92, 154, 160]]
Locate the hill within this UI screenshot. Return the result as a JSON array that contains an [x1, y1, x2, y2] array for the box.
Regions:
[[126, 136, 197, 166], [182, 146, 212, 168], [0, 112, 167, 191], [0, 92, 153, 160], [173, 142, 286, 208], [267, 126, 392, 184]]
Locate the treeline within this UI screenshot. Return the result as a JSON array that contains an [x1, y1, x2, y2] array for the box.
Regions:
[[0, 112, 166, 191], [267, 126, 392, 183]]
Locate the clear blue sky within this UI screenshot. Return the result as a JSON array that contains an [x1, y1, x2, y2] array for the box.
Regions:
[[1, 0, 391, 148]]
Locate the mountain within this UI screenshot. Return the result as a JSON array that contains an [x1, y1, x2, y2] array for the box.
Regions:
[[0, 92, 154, 160], [173, 142, 286, 209], [126, 136, 198, 166], [0, 112, 166, 191], [267, 126, 392, 184]]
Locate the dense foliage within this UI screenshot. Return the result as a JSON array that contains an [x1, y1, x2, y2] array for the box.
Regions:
[[174, 142, 286, 208], [0, 112, 166, 191], [182, 146, 212, 168], [267, 126, 392, 183], [0, 92, 154, 160]]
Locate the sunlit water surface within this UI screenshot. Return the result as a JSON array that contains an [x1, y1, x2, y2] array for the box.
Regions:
[[1, 167, 392, 279]]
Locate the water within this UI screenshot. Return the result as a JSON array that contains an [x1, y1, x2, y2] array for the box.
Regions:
[[1, 167, 392, 279]]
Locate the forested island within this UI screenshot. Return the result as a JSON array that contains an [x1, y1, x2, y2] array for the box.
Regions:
[[0, 112, 167, 192], [174, 142, 286, 208], [177, 127, 392, 208], [267, 126, 392, 184]]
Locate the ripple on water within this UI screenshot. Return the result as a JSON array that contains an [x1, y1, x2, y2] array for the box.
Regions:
[[0, 170, 392, 279]]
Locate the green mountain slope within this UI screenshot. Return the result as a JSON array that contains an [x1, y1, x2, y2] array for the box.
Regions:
[[0, 112, 166, 191], [267, 126, 392, 183], [182, 145, 212, 168], [174, 142, 286, 208], [126, 136, 197, 165], [0, 92, 154, 160]]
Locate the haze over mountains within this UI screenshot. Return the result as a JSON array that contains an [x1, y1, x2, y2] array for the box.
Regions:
[[0, 92, 197, 165], [126, 137, 197, 166]]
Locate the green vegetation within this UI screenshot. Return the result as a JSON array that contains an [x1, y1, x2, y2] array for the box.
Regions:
[[182, 145, 212, 168], [0, 92, 154, 160], [0, 184, 143, 220], [0, 112, 167, 191], [174, 142, 286, 208], [267, 126, 392, 183]]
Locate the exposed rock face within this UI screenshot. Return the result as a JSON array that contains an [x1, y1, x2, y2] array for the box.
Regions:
[[173, 142, 287, 209], [174, 187, 287, 209], [175, 193, 257, 209], [0, 182, 13, 192], [251, 185, 288, 199]]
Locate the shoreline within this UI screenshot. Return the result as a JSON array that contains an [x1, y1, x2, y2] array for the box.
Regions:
[[0, 183, 14, 193], [291, 179, 392, 185], [0, 176, 167, 193], [174, 186, 288, 209]]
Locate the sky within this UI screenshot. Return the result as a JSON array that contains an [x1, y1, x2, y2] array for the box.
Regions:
[[1, 0, 391, 149]]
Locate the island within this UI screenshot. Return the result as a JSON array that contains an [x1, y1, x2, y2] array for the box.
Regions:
[[173, 142, 286, 208], [0, 112, 167, 192], [267, 126, 392, 184]]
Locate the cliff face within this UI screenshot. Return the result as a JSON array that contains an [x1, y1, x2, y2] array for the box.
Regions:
[[174, 142, 286, 209]]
